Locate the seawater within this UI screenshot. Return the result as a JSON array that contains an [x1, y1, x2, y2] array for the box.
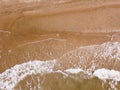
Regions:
[[1, 42, 120, 90]]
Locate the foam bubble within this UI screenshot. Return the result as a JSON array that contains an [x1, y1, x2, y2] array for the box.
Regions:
[[65, 68, 83, 74], [94, 68, 120, 81], [0, 60, 56, 90], [1, 42, 120, 89]]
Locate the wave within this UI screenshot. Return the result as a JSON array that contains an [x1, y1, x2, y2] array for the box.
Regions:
[[1, 42, 120, 90], [0, 60, 56, 90], [55, 42, 120, 71]]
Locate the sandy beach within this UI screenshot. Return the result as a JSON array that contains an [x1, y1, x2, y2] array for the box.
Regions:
[[0, 0, 120, 90]]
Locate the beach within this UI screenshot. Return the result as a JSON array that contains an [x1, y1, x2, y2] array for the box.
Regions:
[[0, 0, 120, 90]]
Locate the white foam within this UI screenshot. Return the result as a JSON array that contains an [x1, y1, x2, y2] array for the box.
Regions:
[[1, 62, 120, 90], [94, 68, 120, 81], [56, 70, 68, 77], [0, 60, 56, 90], [64, 68, 120, 82], [1, 42, 120, 89], [65, 68, 83, 74]]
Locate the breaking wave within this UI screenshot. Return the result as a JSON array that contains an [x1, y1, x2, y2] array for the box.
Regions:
[[1, 42, 120, 90]]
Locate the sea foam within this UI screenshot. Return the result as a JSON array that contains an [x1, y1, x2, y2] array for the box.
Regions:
[[0, 60, 56, 90], [1, 42, 120, 90], [94, 68, 120, 81]]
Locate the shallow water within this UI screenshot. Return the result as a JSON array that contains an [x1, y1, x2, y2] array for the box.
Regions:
[[14, 73, 120, 90], [1, 33, 120, 90]]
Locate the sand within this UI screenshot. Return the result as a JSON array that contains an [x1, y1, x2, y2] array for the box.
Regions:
[[0, 0, 120, 89]]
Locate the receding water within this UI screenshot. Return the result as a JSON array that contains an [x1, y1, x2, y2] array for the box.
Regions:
[[1, 33, 120, 90], [14, 73, 120, 90]]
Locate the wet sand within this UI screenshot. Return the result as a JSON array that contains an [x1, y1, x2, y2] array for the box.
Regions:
[[0, 0, 120, 71], [0, 0, 120, 32], [0, 31, 113, 73]]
